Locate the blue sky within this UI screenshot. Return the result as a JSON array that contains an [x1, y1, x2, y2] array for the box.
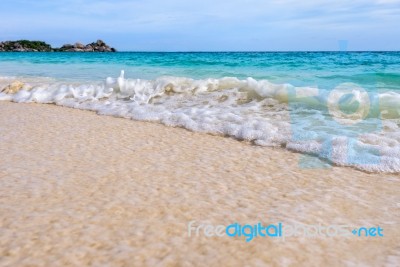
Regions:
[[1, 0, 399, 51]]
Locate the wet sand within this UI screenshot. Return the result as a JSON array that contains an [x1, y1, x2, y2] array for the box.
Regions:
[[0, 101, 399, 266]]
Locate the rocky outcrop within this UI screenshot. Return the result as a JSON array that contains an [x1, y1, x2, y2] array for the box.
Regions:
[[56, 40, 116, 52], [0, 40, 116, 52], [0, 40, 52, 52]]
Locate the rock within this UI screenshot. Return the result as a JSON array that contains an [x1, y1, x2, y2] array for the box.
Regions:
[[59, 44, 74, 51], [96, 39, 105, 46], [75, 42, 85, 49], [0, 40, 53, 52], [1, 81, 29, 94], [84, 45, 94, 52], [58, 40, 116, 52], [0, 40, 116, 52]]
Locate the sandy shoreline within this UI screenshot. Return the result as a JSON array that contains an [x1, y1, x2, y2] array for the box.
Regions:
[[0, 101, 399, 266]]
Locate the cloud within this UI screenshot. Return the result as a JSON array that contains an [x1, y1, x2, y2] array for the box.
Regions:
[[0, 0, 399, 50]]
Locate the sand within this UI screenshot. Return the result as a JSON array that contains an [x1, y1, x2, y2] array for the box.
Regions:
[[0, 101, 399, 266]]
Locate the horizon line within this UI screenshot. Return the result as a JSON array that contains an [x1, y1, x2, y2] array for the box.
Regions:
[[116, 50, 400, 52]]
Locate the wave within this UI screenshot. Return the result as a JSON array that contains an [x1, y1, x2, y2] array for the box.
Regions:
[[1, 71, 400, 173]]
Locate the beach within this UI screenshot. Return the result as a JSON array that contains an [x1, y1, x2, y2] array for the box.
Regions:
[[0, 101, 399, 266]]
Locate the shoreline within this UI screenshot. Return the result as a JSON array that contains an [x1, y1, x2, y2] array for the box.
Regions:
[[0, 101, 399, 266]]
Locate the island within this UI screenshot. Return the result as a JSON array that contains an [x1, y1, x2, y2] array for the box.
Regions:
[[0, 39, 116, 52]]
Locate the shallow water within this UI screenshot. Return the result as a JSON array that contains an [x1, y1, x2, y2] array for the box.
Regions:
[[1, 52, 400, 172]]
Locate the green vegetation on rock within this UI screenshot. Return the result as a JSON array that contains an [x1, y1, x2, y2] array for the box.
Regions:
[[0, 39, 116, 52]]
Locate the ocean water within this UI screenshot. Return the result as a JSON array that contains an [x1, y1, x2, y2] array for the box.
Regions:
[[1, 52, 400, 172]]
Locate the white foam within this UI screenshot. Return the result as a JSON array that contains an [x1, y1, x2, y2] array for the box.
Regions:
[[2, 71, 400, 173]]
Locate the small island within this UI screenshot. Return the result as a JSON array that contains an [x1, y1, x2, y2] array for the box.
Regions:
[[0, 39, 116, 52]]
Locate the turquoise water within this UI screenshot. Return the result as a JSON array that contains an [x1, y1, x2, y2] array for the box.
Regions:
[[1, 52, 400, 91], [1, 52, 400, 172]]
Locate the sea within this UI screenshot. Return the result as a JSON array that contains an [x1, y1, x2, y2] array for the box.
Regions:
[[1, 51, 400, 172]]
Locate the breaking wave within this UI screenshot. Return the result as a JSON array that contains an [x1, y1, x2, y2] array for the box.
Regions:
[[1, 71, 400, 173]]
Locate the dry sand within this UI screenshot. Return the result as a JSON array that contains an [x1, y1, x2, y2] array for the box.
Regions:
[[0, 101, 399, 266]]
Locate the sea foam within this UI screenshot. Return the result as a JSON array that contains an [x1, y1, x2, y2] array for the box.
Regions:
[[1, 71, 400, 173]]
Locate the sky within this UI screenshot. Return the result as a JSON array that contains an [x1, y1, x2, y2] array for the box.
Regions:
[[1, 0, 399, 51]]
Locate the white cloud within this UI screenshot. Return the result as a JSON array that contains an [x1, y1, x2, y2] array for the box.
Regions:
[[0, 0, 399, 50]]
